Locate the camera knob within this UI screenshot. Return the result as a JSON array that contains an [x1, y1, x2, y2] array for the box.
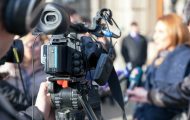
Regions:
[[73, 53, 80, 59], [73, 67, 81, 74]]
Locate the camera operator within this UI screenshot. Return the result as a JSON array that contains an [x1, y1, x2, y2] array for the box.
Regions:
[[0, 0, 54, 120]]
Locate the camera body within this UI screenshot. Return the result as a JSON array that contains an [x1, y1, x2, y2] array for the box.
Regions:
[[41, 34, 85, 78], [41, 34, 106, 80], [35, 2, 121, 119], [36, 3, 114, 84]]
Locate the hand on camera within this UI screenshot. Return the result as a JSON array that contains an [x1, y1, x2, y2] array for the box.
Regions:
[[35, 81, 55, 120]]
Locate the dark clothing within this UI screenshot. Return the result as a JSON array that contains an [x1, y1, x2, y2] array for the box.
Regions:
[[0, 92, 44, 120], [135, 44, 190, 120], [148, 74, 190, 119], [134, 104, 182, 120], [0, 76, 44, 120], [0, 95, 18, 120], [121, 33, 147, 68], [145, 44, 190, 90], [6, 65, 47, 100], [20, 67, 47, 98], [18, 106, 44, 120], [0, 80, 31, 111]]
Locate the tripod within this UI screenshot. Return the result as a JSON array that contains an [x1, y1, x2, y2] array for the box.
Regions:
[[47, 76, 102, 120]]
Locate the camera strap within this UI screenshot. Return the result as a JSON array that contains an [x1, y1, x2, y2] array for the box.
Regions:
[[108, 68, 127, 120]]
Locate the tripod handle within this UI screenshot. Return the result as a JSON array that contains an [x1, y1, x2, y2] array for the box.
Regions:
[[78, 94, 98, 120]]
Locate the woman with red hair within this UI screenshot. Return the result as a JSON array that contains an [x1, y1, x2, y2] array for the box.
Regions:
[[127, 13, 190, 120]]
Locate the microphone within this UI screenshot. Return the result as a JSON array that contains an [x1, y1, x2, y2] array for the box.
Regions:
[[117, 67, 131, 81], [124, 67, 143, 103], [128, 67, 143, 90]]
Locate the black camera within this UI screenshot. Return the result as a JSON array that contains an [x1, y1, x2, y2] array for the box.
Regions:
[[41, 35, 104, 78], [38, 3, 116, 85], [35, 3, 125, 120]]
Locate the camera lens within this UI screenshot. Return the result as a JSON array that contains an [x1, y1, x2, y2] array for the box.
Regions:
[[44, 12, 58, 25], [46, 14, 56, 22]]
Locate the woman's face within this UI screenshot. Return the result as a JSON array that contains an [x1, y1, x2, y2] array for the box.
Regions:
[[153, 21, 172, 51]]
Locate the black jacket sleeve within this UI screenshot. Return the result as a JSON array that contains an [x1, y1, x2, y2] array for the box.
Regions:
[[0, 80, 31, 111], [17, 106, 44, 120], [0, 93, 44, 120], [148, 76, 190, 108]]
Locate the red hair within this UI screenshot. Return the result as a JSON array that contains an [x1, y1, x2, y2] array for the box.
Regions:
[[157, 13, 190, 46]]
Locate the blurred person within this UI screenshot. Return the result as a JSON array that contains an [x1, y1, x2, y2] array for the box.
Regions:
[[121, 22, 147, 97], [0, 0, 54, 120], [0, 62, 31, 111], [183, 0, 190, 31], [127, 13, 190, 120], [126, 1, 190, 120], [4, 33, 48, 99], [20, 33, 48, 98], [81, 16, 91, 25], [121, 21, 147, 69], [63, 5, 82, 24]]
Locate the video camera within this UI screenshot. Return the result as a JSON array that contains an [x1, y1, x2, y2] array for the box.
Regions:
[[34, 3, 125, 120], [36, 3, 120, 84]]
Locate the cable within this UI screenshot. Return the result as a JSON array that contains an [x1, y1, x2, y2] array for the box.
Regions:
[[31, 34, 41, 120], [14, 64, 19, 89], [17, 63, 30, 101], [12, 44, 30, 102]]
